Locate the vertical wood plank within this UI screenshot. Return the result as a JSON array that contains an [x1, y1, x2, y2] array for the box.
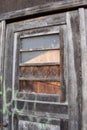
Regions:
[[12, 33, 20, 130], [12, 33, 19, 100], [0, 21, 6, 130], [66, 12, 79, 130], [0, 21, 3, 130], [71, 10, 82, 130], [4, 24, 15, 130], [79, 8, 87, 130], [60, 25, 68, 102]]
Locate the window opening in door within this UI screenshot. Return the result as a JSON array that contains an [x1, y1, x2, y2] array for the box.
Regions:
[[19, 34, 61, 94]]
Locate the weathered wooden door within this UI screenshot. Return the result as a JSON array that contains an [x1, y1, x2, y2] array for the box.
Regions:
[[3, 11, 80, 130]]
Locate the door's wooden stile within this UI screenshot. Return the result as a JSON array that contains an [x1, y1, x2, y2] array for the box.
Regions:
[[0, 21, 6, 130]]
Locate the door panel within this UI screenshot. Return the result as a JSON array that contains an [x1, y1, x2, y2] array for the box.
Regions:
[[5, 13, 69, 130]]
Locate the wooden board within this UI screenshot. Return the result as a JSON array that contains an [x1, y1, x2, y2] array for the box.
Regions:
[[19, 65, 60, 79], [0, 21, 6, 129], [19, 81, 60, 94], [18, 120, 60, 130], [0, 0, 87, 21]]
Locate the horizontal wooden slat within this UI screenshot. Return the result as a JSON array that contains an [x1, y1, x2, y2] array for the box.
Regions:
[[19, 62, 60, 67], [16, 92, 60, 102], [17, 115, 68, 129], [19, 65, 60, 79], [19, 77, 60, 81], [20, 27, 59, 39], [18, 115, 60, 125], [18, 120, 60, 130], [12, 110, 69, 120], [14, 100, 68, 114], [0, 1, 86, 21], [14, 99, 61, 104], [19, 81, 60, 94], [20, 48, 60, 52]]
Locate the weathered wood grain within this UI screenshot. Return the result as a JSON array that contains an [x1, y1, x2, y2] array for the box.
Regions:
[[5, 13, 68, 130], [79, 8, 87, 130], [0, 23, 2, 93], [19, 66, 60, 79], [0, 21, 6, 130], [71, 10, 82, 130], [59, 25, 68, 102], [10, 13, 66, 32], [19, 26, 60, 38], [3, 9, 84, 130], [16, 92, 60, 102], [19, 81, 60, 94], [0, 0, 87, 21], [18, 115, 61, 126], [66, 11, 80, 130], [0, 0, 86, 15], [4, 24, 15, 130], [14, 100, 68, 114], [16, 112, 68, 120], [18, 120, 60, 130]]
